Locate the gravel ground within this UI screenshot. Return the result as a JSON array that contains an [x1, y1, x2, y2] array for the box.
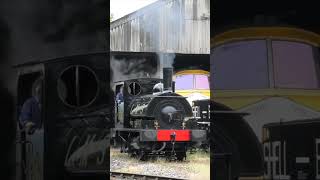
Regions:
[[110, 148, 210, 180]]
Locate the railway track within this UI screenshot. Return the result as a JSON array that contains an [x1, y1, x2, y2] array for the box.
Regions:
[[110, 171, 188, 180]]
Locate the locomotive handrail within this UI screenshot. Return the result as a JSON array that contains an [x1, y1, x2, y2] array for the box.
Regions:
[[197, 122, 211, 124]]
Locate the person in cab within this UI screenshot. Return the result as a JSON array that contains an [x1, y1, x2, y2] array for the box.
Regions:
[[19, 77, 42, 135]]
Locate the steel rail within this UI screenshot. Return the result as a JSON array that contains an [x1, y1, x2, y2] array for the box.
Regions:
[[110, 171, 188, 180]]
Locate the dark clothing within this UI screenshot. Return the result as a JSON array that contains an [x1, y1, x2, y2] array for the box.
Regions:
[[19, 97, 41, 128], [116, 92, 124, 103]]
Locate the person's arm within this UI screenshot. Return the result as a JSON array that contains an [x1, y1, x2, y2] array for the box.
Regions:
[[19, 99, 35, 134], [116, 93, 122, 103], [120, 93, 123, 102], [19, 100, 32, 127]]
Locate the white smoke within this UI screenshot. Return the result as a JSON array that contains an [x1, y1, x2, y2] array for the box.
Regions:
[[1, 0, 107, 94], [110, 57, 149, 82], [110, 56, 158, 91], [158, 53, 175, 67], [156, 53, 175, 79]]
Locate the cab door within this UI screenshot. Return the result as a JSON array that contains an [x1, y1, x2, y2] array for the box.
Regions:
[[16, 67, 44, 180], [114, 83, 124, 127]]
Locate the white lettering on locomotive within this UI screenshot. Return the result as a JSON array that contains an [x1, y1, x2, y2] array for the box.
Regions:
[[263, 141, 289, 179]]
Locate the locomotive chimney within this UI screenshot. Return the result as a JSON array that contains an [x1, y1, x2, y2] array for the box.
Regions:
[[172, 81, 175, 92], [163, 67, 173, 91]]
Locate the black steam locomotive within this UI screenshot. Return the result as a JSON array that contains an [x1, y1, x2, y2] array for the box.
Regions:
[[112, 65, 207, 160], [13, 51, 207, 180], [15, 53, 112, 180]]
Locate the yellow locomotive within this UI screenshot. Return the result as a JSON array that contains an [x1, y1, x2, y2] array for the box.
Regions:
[[212, 27, 320, 180], [174, 69, 210, 105]]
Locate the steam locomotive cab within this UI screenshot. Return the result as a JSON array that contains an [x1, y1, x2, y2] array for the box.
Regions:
[[113, 76, 207, 160], [114, 78, 162, 129], [15, 53, 111, 180]]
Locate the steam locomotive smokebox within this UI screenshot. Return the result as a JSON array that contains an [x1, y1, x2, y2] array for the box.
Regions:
[[163, 67, 173, 90]]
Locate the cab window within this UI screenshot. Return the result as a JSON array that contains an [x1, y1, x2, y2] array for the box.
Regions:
[[212, 40, 269, 89], [195, 74, 209, 89], [272, 41, 320, 89], [175, 74, 193, 90]]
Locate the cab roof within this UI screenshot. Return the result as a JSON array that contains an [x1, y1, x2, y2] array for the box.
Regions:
[[13, 52, 107, 69]]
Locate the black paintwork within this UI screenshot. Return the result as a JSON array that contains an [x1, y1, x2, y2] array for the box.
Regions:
[[15, 53, 111, 180], [212, 101, 264, 179], [264, 120, 320, 179]]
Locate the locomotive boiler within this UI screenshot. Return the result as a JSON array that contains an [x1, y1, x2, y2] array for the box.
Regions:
[[112, 67, 207, 160]]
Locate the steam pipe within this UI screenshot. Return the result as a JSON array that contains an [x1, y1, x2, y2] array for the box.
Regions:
[[172, 81, 175, 92], [163, 67, 173, 91]]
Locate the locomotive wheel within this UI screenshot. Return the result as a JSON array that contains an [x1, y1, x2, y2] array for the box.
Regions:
[[176, 152, 186, 161], [138, 150, 147, 161], [151, 142, 166, 153]]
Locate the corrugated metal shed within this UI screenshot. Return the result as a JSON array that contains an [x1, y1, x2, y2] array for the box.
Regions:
[[110, 0, 210, 54]]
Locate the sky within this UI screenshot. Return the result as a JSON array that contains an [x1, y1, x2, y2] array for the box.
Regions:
[[110, 0, 158, 21]]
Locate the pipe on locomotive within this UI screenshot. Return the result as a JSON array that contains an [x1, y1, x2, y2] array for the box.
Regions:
[[163, 67, 174, 92]]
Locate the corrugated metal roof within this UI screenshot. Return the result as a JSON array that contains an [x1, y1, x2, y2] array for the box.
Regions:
[[110, 0, 210, 54]]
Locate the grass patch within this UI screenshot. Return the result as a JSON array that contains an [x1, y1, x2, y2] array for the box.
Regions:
[[187, 150, 210, 163], [110, 148, 210, 180]]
